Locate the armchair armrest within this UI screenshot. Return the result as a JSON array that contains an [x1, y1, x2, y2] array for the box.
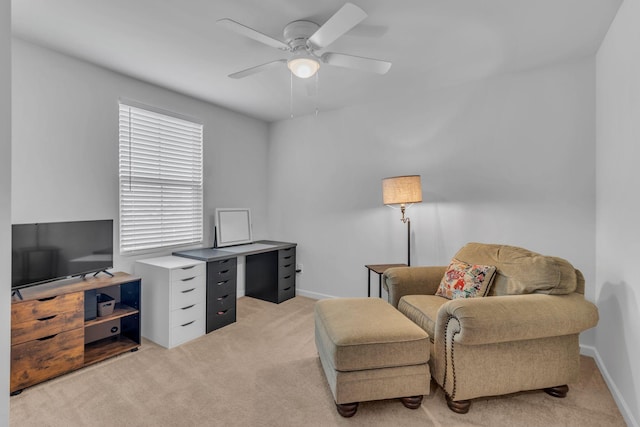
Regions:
[[383, 266, 447, 307], [436, 293, 599, 346]]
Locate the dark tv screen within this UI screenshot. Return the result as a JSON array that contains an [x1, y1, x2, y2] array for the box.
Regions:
[[11, 219, 113, 289]]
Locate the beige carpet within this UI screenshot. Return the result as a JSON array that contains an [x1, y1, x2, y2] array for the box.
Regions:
[[10, 296, 626, 427]]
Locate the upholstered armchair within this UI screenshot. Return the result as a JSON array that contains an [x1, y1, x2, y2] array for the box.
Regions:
[[382, 242, 599, 413]]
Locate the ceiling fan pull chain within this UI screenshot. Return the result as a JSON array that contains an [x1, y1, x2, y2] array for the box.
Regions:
[[315, 71, 319, 117], [290, 71, 294, 119]]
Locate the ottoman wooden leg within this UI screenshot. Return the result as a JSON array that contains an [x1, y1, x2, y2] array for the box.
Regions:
[[336, 402, 359, 417], [400, 395, 423, 409]]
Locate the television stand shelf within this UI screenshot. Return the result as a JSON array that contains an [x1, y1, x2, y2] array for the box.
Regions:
[[84, 336, 139, 366], [10, 272, 141, 395]]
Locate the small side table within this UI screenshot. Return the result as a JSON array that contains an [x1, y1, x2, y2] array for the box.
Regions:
[[365, 264, 407, 298]]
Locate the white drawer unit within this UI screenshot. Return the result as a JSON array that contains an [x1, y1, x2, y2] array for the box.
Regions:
[[171, 279, 206, 310], [135, 256, 206, 349]]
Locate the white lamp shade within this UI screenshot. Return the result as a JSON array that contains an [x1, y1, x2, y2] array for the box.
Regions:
[[287, 57, 320, 79], [382, 175, 423, 205]]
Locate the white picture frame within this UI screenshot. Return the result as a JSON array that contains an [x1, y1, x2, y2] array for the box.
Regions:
[[215, 208, 253, 247]]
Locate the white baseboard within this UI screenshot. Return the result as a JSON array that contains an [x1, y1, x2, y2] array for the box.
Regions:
[[295, 288, 332, 300], [580, 344, 639, 427], [579, 343, 597, 358]]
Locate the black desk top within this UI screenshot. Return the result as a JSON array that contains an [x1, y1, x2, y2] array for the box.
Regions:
[[173, 240, 296, 262]]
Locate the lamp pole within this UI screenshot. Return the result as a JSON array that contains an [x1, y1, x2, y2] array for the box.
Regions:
[[400, 204, 411, 266]]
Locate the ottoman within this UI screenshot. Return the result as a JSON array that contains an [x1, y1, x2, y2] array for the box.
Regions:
[[314, 298, 431, 417]]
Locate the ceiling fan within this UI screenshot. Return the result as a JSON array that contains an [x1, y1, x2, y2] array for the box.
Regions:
[[217, 2, 392, 79]]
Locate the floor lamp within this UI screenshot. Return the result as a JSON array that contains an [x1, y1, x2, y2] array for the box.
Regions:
[[382, 175, 423, 266]]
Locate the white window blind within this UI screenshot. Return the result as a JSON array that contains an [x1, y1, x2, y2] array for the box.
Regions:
[[119, 103, 203, 253]]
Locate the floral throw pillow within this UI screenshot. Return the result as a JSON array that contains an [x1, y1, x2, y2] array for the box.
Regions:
[[435, 258, 497, 299]]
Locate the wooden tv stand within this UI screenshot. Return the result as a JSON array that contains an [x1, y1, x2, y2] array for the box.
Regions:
[[10, 272, 141, 395]]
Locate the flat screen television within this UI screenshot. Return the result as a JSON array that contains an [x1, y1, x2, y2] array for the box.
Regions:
[[11, 219, 114, 290]]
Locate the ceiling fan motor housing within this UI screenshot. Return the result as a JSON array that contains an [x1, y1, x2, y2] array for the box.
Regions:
[[283, 20, 320, 51]]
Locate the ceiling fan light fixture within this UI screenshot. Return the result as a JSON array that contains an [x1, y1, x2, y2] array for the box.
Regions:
[[287, 56, 320, 79]]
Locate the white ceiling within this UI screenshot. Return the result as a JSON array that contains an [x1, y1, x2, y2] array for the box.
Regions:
[[12, 0, 621, 122]]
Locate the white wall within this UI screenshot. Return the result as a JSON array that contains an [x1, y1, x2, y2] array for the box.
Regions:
[[0, 1, 11, 423], [12, 39, 270, 273], [268, 58, 597, 330], [595, 0, 640, 425]]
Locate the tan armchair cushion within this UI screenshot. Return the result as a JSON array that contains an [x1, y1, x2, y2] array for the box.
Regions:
[[455, 242, 577, 295], [398, 295, 448, 339]]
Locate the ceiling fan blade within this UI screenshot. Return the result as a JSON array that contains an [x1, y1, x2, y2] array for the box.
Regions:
[[217, 18, 289, 50], [228, 60, 287, 79], [307, 3, 367, 49], [321, 52, 392, 75]]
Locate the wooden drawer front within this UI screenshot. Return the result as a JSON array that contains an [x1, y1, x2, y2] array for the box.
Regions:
[[207, 307, 236, 333], [209, 277, 236, 298], [171, 303, 205, 328], [279, 249, 295, 267], [208, 292, 235, 312], [171, 281, 205, 310], [12, 311, 84, 345], [278, 285, 295, 303], [208, 257, 236, 274], [11, 328, 84, 392], [170, 263, 205, 282], [171, 317, 205, 347], [12, 292, 84, 324]]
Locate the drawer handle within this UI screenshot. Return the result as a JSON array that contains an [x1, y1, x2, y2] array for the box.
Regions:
[[219, 259, 229, 264], [283, 287, 292, 291], [38, 296, 57, 302], [218, 270, 229, 275], [284, 275, 291, 279], [37, 334, 58, 341], [181, 265, 195, 270], [217, 281, 228, 286], [283, 248, 292, 252], [284, 264, 292, 268], [181, 276, 196, 282], [181, 288, 196, 294], [283, 256, 292, 260], [181, 320, 195, 327], [217, 309, 228, 315], [181, 305, 195, 310], [216, 295, 229, 301], [37, 315, 57, 322]]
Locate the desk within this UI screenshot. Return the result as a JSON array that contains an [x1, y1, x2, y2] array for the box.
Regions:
[[365, 264, 407, 298], [174, 240, 296, 332]]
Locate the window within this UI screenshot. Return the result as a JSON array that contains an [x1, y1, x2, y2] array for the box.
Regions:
[[119, 103, 203, 253]]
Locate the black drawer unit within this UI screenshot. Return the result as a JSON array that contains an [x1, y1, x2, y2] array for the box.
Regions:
[[206, 257, 237, 332], [207, 307, 236, 332], [209, 277, 236, 299], [278, 247, 296, 300], [278, 249, 296, 294], [209, 292, 235, 311], [278, 284, 296, 302], [246, 247, 296, 304]]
